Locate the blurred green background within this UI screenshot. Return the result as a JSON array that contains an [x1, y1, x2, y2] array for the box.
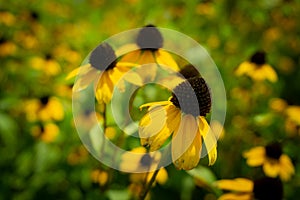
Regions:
[[1, 0, 300, 199]]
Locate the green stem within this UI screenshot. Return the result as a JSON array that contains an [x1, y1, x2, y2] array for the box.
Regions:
[[139, 168, 160, 200], [100, 104, 107, 158]]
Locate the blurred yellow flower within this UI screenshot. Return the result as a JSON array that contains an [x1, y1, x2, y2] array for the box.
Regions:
[[139, 77, 217, 170], [285, 105, 300, 136], [31, 123, 59, 143], [269, 98, 287, 113], [215, 177, 283, 200], [24, 96, 64, 122], [0, 38, 17, 57], [0, 11, 16, 26], [30, 54, 61, 76], [243, 143, 295, 181], [120, 147, 168, 185], [235, 51, 278, 82], [91, 169, 109, 187], [67, 145, 88, 165], [67, 43, 137, 103]]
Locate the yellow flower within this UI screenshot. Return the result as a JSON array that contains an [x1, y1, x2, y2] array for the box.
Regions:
[[120, 25, 179, 82], [31, 123, 59, 143], [91, 169, 109, 187], [0, 38, 17, 57], [0, 11, 16, 26], [30, 54, 61, 76], [285, 105, 300, 136], [269, 98, 287, 113], [235, 51, 278, 82], [243, 143, 295, 181], [285, 105, 300, 125], [24, 96, 64, 122], [139, 77, 217, 170], [120, 147, 168, 184], [67, 43, 136, 103], [215, 177, 283, 200]]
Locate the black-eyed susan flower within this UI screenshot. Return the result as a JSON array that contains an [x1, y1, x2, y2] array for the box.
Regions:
[[24, 96, 64, 122], [235, 51, 278, 82], [67, 43, 136, 103], [30, 54, 61, 76], [243, 143, 295, 181], [120, 25, 179, 82], [31, 122, 59, 143], [215, 177, 283, 200], [139, 77, 217, 170]]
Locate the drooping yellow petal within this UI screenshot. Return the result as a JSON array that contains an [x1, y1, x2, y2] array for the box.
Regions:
[[73, 67, 98, 92], [235, 61, 254, 77], [66, 64, 91, 79], [218, 193, 252, 200], [140, 105, 181, 151], [215, 178, 253, 192], [262, 64, 278, 82], [95, 71, 114, 103], [198, 116, 217, 165], [243, 146, 266, 167], [139, 105, 167, 133], [172, 115, 201, 170], [279, 154, 295, 181], [263, 161, 280, 177], [155, 49, 179, 71]]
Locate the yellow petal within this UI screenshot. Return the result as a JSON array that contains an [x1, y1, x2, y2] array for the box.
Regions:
[[198, 116, 217, 165], [263, 64, 278, 82], [235, 61, 254, 76], [243, 146, 265, 167], [263, 161, 280, 177], [123, 70, 144, 86], [172, 115, 201, 170], [66, 64, 91, 79], [218, 193, 252, 200], [279, 154, 295, 181], [95, 72, 114, 103], [148, 168, 168, 185], [215, 178, 253, 192], [73, 67, 98, 92], [142, 105, 181, 151], [139, 106, 167, 147], [139, 101, 171, 110], [119, 49, 141, 63], [155, 50, 179, 71]]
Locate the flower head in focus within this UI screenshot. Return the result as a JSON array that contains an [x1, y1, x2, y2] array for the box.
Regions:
[[139, 77, 217, 170], [235, 51, 278, 82], [243, 142, 295, 181]]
